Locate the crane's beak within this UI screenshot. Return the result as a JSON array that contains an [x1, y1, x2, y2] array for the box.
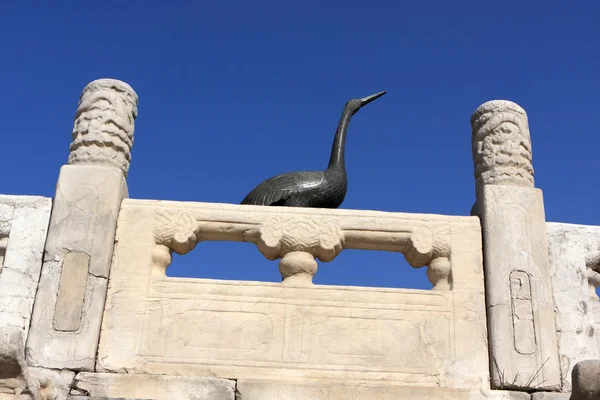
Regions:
[[360, 91, 386, 107]]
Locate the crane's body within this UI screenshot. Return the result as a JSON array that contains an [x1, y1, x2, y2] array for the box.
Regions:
[[241, 91, 386, 208]]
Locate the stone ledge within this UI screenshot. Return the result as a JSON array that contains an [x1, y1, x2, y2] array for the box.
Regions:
[[236, 379, 531, 399], [69, 397, 150, 400], [531, 392, 571, 399], [72, 372, 235, 400]]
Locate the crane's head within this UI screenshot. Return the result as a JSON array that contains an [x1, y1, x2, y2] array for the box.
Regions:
[[346, 91, 387, 115]]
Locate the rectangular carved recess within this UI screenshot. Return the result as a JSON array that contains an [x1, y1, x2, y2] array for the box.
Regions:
[[54, 252, 90, 331], [98, 199, 489, 389]]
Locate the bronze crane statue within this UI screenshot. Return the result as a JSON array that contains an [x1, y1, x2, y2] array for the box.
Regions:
[[241, 91, 386, 208]]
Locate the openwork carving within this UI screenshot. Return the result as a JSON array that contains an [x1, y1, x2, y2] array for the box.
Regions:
[[471, 100, 534, 196], [154, 209, 200, 255], [68, 79, 138, 176], [257, 215, 344, 262]]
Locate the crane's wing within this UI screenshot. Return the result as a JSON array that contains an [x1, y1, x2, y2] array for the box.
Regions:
[[241, 171, 324, 206]]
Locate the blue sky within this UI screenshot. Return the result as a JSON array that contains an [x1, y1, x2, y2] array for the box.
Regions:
[[1, 1, 598, 289]]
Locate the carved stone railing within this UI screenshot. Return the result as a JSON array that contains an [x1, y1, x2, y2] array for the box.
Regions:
[[152, 202, 452, 289], [97, 199, 489, 390]]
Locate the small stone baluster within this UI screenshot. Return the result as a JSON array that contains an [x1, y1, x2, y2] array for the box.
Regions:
[[279, 251, 319, 286]]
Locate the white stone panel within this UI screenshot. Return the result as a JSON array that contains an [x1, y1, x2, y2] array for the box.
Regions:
[[479, 186, 561, 390], [97, 200, 489, 389]]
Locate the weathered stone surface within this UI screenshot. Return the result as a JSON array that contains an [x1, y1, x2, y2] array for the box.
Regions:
[[571, 360, 600, 400], [97, 200, 489, 389], [594, 302, 600, 357], [0, 195, 52, 342], [68, 78, 138, 177], [68, 397, 149, 400], [531, 392, 571, 399], [72, 372, 234, 400], [547, 222, 600, 389], [0, 327, 74, 399], [0, 326, 29, 397], [236, 379, 530, 399], [471, 100, 560, 391], [27, 165, 127, 370], [478, 185, 561, 390], [28, 367, 76, 400], [471, 100, 534, 197], [54, 252, 91, 331]]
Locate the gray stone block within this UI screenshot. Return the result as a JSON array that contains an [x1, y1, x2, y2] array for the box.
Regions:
[[572, 360, 600, 400]]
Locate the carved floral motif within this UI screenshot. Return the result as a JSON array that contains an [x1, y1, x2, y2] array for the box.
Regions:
[[257, 215, 344, 262], [405, 224, 451, 268], [404, 223, 452, 290], [68, 79, 138, 176], [471, 100, 534, 196], [154, 209, 200, 255]]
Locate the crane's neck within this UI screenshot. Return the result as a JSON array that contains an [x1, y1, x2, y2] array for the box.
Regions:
[[327, 106, 354, 171]]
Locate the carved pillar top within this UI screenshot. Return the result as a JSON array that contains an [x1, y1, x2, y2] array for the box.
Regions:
[[471, 100, 534, 197], [68, 79, 138, 177]]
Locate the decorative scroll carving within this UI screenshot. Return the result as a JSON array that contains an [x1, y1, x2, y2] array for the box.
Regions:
[[405, 224, 452, 290], [68, 79, 138, 177], [257, 215, 344, 262], [154, 209, 200, 255], [471, 100, 534, 196], [244, 214, 345, 286], [147, 203, 459, 289]]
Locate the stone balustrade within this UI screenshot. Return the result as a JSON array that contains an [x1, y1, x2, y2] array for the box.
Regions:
[[150, 200, 454, 288], [96, 198, 489, 389], [1, 78, 599, 399]]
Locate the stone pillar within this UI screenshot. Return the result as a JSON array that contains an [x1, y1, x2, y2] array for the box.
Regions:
[[26, 79, 138, 371], [471, 100, 561, 390]]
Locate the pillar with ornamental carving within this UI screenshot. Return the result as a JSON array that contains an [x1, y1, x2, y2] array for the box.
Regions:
[[27, 79, 138, 371], [471, 100, 561, 391]]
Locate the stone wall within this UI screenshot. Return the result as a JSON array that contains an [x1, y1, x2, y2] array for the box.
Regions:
[[0, 79, 598, 400], [0, 195, 52, 399], [547, 222, 600, 391]]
